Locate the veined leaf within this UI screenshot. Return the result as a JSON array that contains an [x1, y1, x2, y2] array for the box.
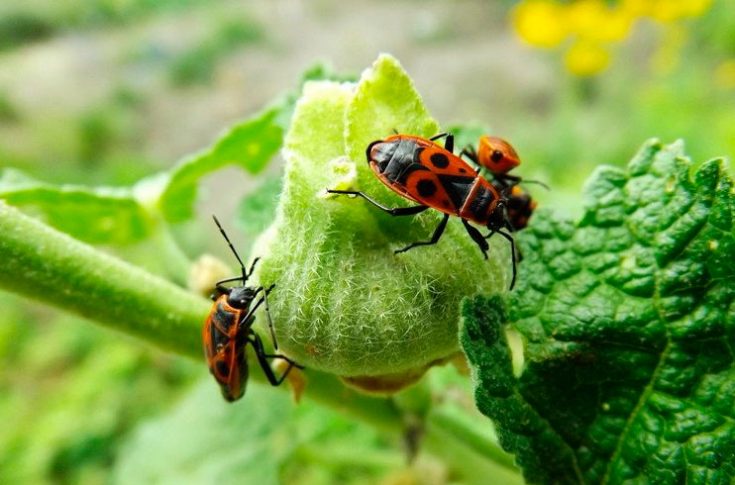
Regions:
[[461, 140, 735, 484]]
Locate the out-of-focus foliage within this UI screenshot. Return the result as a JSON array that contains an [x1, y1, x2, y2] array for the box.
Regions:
[[169, 18, 266, 87], [112, 381, 401, 485], [0, 293, 198, 484]]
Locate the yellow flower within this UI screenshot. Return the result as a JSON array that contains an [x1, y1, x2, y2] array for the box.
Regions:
[[645, 0, 713, 22], [513, 0, 569, 48], [564, 40, 611, 76], [567, 0, 634, 43], [620, 0, 654, 17], [680, 0, 713, 16]]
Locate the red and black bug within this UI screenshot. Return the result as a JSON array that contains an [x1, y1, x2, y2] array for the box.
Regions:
[[203, 216, 303, 402], [327, 133, 518, 289]]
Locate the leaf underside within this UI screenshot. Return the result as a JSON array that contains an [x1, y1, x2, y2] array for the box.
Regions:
[[461, 140, 735, 484]]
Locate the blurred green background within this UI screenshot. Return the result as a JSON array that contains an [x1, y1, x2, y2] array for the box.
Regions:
[[0, 1, 732, 483]]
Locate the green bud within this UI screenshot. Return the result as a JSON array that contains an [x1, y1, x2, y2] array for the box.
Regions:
[[253, 55, 511, 383]]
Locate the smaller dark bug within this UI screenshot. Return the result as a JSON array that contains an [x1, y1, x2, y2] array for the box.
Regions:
[[203, 216, 303, 402]]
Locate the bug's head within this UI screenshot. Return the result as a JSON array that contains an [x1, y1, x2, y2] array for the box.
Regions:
[[366, 139, 397, 173], [478, 136, 520, 174], [226, 286, 257, 309], [486, 199, 509, 233]]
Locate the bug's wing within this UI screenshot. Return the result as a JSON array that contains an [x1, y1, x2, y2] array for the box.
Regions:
[[417, 144, 477, 177], [399, 169, 474, 217]]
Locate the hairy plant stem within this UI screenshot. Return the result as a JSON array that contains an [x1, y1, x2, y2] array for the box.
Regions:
[[0, 202, 519, 479], [0, 202, 207, 358]]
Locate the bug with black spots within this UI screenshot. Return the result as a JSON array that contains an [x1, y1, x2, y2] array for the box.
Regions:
[[327, 133, 518, 289], [203, 216, 303, 402]]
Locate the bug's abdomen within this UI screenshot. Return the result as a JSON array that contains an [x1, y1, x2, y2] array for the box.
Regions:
[[370, 139, 424, 185], [204, 297, 248, 401], [459, 178, 500, 226]]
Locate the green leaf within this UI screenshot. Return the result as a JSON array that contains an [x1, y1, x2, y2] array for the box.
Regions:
[[0, 168, 152, 244], [461, 140, 735, 484], [158, 102, 286, 222], [160, 57, 356, 224], [255, 55, 512, 381], [0, 64, 354, 240]]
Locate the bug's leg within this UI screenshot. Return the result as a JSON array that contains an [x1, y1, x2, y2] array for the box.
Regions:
[[459, 145, 478, 163], [519, 178, 551, 190], [485, 229, 517, 290], [462, 219, 489, 259], [443, 134, 454, 153], [236, 288, 266, 331], [245, 257, 261, 279], [429, 132, 453, 152], [250, 332, 304, 386], [395, 213, 450, 254], [459, 146, 482, 175], [326, 190, 430, 216], [213, 276, 246, 297], [262, 284, 278, 349]]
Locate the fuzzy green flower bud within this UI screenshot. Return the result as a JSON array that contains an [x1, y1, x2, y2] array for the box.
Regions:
[[253, 55, 511, 388]]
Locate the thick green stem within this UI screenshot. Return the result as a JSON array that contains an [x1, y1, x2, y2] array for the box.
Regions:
[[0, 202, 208, 359]]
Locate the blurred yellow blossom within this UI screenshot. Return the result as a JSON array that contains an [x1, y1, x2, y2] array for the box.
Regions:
[[567, 0, 632, 42], [620, 0, 712, 19], [565, 40, 611, 76], [513, 0, 569, 48], [512, 0, 714, 76]]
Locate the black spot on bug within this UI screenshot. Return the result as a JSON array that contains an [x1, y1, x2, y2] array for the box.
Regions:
[[459, 167, 467, 173], [430, 152, 449, 169], [216, 360, 230, 377], [491, 150, 504, 163], [417, 179, 437, 197]]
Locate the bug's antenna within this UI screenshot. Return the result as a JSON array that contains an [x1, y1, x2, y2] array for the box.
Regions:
[[212, 215, 247, 282]]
